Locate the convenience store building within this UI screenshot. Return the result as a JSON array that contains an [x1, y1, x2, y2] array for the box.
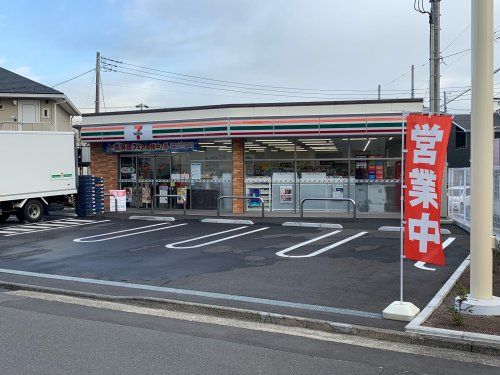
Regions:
[[80, 99, 423, 215]]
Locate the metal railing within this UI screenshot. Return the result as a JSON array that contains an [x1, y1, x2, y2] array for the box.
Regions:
[[151, 194, 187, 215], [217, 196, 265, 218], [0, 122, 55, 131], [300, 198, 356, 221]]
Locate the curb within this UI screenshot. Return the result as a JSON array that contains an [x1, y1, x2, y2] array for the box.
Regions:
[[282, 222, 343, 229], [129, 216, 175, 222], [201, 218, 254, 225], [405, 256, 500, 351], [0, 280, 497, 356]]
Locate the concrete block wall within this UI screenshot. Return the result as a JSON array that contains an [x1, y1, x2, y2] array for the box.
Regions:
[[89, 143, 118, 209]]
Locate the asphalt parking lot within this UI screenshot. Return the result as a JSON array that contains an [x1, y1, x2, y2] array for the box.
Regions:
[[0, 215, 470, 330]]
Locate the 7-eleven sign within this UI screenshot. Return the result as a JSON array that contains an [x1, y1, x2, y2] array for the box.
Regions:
[[124, 124, 153, 141]]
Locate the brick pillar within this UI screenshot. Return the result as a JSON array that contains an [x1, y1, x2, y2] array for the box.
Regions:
[[89, 143, 118, 210], [232, 139, 245, 214]]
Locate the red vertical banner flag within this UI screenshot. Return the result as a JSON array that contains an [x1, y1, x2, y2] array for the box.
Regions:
[[404, 114, 452, 266]]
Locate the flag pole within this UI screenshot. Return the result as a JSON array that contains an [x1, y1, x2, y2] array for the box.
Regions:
[[400, 112, 406, 303], [382, 112, 420, 321]]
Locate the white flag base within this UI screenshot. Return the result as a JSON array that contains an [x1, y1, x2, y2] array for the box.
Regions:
[[383, 301, 420, 321]]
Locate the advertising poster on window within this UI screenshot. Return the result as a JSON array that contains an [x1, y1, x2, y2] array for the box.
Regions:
[[159, 185, 169, 204], [404, 114, 451, 266], [248, 188, 262, 207], [332, 185, 344, 199], [109, 190, 127, 212], [190, 162, 202, 180], [280, 185, 293, 204], [141, 186, 151, 204], [176, 187, 187, 204]]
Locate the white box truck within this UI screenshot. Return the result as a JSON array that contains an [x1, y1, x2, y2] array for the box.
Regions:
[[0, 131, 77, 223]]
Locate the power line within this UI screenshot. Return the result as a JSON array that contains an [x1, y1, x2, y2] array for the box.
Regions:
[[51, 68, 95, 87], [84, 69, 96, 109], [102, 56, 426, 95], [442, 24, 470, 52]]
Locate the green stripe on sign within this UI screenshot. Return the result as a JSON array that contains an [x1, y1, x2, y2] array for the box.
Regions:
[[82, 131, 124, 136], [203, 126, 227, 132], [153, 129, 183, 134]]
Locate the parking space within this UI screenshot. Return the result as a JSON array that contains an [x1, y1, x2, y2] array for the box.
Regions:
[[0, 216, 470, 329]]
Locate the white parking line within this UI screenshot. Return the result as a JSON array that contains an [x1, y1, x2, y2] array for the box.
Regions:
[[414, 237, 456, 271], [1, 219, 111, 237], [74, 223, 188, 243], [276, 231, 368, 258], [165, 226, 270, 249]]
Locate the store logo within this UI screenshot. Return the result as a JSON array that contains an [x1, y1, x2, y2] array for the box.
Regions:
[[133, 125, 143, 140]]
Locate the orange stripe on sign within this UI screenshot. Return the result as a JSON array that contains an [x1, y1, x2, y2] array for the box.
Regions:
[[230, 120, 274, 125], [82, 126, 124, 131], [153, 120, 228, 129]]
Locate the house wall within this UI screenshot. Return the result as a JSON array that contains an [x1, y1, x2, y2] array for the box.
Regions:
[[0, 99, 19, 122], [0, 98, 72, 131], [55, 103, 72, 132]]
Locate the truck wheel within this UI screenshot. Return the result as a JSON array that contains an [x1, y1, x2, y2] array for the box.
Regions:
[[0, 213, 9, 223], [23, 200, 44, 223]]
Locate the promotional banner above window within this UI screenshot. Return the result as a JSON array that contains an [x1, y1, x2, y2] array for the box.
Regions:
[[103, 140, 199, 153], [403, 114, 452, 266]]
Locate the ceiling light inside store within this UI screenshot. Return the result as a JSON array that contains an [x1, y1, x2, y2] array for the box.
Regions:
[[298, 139, 331, 141], [362, 140, 371, 151]]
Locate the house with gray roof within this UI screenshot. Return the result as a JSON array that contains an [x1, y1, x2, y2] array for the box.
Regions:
[[448, 112, 500, 168], [0, 67, 80, 132]]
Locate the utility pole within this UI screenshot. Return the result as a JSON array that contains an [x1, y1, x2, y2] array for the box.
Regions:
[[429, 0, 441, 114], [135, 103, 149, 111], [377, 84, 381, 100], [443, 91, 447, 113], [95, 51, 101, 114], [411, 64, 415, 99], [469, 0, 498, 310]]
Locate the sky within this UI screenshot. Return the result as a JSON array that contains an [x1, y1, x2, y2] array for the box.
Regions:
[[1, 0, 499, 114]]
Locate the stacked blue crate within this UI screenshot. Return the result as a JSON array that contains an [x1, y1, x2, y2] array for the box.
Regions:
[[76, 175, 104, 217]]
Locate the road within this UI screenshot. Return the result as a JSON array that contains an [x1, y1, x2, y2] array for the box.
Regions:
[[0, 288, 497, 375]]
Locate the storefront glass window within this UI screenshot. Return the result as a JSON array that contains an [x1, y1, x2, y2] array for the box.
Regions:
[[295, 138, 349, 159], [245, 139, 295, 159], [349, 136, 401, 158]]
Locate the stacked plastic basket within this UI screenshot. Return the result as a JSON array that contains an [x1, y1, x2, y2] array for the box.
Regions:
[[75, 175, 104, 217]]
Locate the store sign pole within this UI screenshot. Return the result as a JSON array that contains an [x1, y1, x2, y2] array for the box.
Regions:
[[384, 113, 451, 321]]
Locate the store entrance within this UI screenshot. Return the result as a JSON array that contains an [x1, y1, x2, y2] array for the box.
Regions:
[[119, 155, 179, 209]]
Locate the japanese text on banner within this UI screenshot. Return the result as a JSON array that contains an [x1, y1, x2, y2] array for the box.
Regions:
[[404, 114, 452, 266]]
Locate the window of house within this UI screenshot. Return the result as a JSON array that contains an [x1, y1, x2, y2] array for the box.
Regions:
[[456, 129, 467, 149], [42, 108, 50, 119]]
